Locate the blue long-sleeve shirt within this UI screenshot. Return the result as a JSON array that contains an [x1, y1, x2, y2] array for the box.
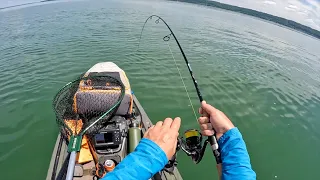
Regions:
[[103, 127, 256, 180], [219, 128, 256, 180]]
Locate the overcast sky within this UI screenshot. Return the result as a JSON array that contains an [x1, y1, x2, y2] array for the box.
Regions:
[[1, 0, 319, 30], [215, 0, 320, 30]]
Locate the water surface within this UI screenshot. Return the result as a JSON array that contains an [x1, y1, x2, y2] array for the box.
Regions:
[[0, 0, 320, 179]]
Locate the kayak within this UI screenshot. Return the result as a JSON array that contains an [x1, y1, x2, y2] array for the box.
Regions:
[[46, 62, 183, 180]]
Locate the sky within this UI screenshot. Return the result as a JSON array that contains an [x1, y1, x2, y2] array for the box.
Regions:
[[215, 0, 320, 30], [0, 0, 319, 30]]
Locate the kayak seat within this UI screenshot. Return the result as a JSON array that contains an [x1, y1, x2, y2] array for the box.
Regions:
[[73, 71, 133, 118]]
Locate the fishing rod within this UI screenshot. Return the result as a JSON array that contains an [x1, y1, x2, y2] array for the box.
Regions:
[[137, 15, 222, 167]]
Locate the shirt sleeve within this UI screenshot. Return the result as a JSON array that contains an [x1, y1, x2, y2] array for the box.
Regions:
[[218, 127, 256, 180], [102, 138, 168, 180]]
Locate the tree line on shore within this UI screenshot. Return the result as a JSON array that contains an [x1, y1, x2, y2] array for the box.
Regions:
[[172, 0, 320, 39]]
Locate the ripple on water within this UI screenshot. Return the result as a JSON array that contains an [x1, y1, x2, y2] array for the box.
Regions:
[[0, 144, 24, 162], [0, 1, 320, 179], [0, 112, 38, 143]]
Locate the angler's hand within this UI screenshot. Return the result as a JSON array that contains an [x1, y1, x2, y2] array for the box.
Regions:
[[198, 101, 234, 140], [144, 117, 181, 160]]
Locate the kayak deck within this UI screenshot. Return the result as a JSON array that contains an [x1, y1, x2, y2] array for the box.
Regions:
[[46, 95, 183, 180]]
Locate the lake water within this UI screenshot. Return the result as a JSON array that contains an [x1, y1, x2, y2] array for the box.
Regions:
[[0, 0, 320, 179]]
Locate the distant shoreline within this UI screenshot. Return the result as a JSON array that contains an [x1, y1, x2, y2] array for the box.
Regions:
[[1, 0, 319, 40], [0, 2, 39, 10], [0, 0, 55, 10], [171, 0, 320, 39]]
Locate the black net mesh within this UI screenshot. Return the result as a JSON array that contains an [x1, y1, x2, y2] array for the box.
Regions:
[[53, 75, 125, 139]]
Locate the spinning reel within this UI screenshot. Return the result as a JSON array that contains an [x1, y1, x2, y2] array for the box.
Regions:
[[178, 129, 209, 164]]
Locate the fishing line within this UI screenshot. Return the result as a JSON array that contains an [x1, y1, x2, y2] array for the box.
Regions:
[[137, 15, 203, 101], [137, 15, 197, 121], [137, 15, 222, 165], [166, 41, 198, 122]]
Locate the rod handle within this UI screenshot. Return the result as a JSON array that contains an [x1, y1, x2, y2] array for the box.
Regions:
[[208, 136, 222, 164]]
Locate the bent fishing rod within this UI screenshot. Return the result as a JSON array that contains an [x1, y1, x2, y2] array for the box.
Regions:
[[137, 15, 222, 167]]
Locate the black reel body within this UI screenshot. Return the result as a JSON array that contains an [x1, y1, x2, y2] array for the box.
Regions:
[[178, 129, 209, 164], [185, 129, 202, 150]]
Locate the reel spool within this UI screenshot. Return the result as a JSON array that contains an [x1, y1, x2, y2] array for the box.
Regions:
[[178, 129, 209, 164], [184, 129, 202, 148]]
